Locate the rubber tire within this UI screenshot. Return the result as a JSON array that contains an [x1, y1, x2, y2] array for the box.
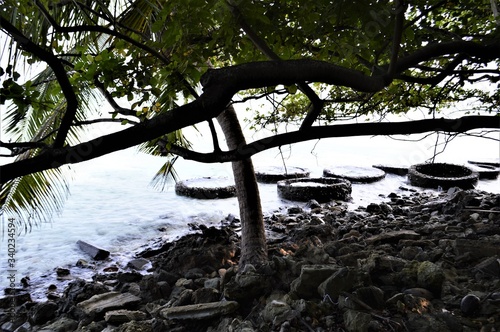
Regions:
[[175, 177, 236, 199], [467, 163, 499, 180], [408, 163, 478, 189], [255, 166, 310, 183], [277, 177, 352, 203], [372, 164, 408, 176], [323, 166, 386, 183]]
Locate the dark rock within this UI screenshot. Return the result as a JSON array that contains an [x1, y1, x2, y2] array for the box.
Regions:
[[104, 309, 147, 324], [192, 287, 220, 304], [460, 294, 481, 316], [290, 264, 339, 299], [76, 240, 110, 260], [38, 317, 78, 332], [159, 301, 239, 320], [28, 301, 58, 325], [0, 293, 31, 309], [127, 258, 150, 270], [77, 292, 141, 317]]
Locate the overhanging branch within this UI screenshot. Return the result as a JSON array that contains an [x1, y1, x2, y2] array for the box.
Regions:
[[166, 115, 500, 163]]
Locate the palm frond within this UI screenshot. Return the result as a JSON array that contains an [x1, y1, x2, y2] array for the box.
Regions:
[[0, 160, 71, 232], [149, 156, 180, 191]]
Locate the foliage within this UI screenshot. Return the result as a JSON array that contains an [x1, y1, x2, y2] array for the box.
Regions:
[[0, 0, 499, 223]]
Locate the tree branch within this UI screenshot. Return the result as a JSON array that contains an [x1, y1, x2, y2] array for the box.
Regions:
[[165, 115, 500, 163], [394, 40, 500, 74]]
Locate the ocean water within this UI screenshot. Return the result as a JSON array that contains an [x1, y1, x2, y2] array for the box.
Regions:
[[0, 124, 499, 299]]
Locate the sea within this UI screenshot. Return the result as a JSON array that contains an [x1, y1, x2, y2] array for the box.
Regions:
[[0, 119, 499, 300]]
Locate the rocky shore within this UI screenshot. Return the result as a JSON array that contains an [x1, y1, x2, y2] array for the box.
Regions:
[[1, 187, 499, 331]]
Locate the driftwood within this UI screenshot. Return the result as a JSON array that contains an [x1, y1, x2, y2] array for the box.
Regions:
[[77, 240, 110, 260]]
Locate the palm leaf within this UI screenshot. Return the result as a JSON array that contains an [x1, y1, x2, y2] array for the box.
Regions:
[[149, 156, 180, 191]]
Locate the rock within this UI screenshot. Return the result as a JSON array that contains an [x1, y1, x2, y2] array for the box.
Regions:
[[453, 238, 500, 259], [127, 258, 150, 270], [76, 240, 110, 260], [417, 261, 445, 296], [473, 256, 500, 277], [116, 271, 142, 283], [261, 299, 298, 326], [290, 264, 340, 299], [159, 301, 239, 320], [318, 267, 358, 300], [366, 230, 421, 244], [192, 287, 220, 304], [115, 320, 153, 332], [460, 294, 481, 316], [28, 301, 58, 325], [403, 288, 434, 300], [305, 199, 321, 210], [104, 309, 148, 324], [0, 293, 31, 309], [55, 267, 70, 277], [343, 309, 372, 332], [38, 317, 78, 332], [353, 286, 385, 310], [77, 292, 141, 316]]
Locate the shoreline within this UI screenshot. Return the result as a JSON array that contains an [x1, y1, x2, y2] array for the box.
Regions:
[[1, 186, 499, 331]]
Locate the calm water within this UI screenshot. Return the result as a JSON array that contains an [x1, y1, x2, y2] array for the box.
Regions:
[[0, 125, 499, 299]]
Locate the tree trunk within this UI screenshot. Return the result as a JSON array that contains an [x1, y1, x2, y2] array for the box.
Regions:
[[216, 106, 268, 266]]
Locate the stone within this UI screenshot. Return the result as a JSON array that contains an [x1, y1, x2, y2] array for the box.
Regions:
[[0, 293, 31, 309], [38, 317, 78, 332], [28, 301, 58, 325], [453, 238, 500, 259], [76, 240, 110, 260], [290, 264, 339, 299], [460, 294, 481, 316], [127, 258, 150, 270], [104, 309, 147, 324], [261, 300, 298, 326], [192, 287, 220, 304], [318, 267, 357, 300], [343, 309, 372, 332], [115, 320, 153, 332], [159, 301, 239, 320], [365, 230, 420, 244], [77, 292, 141, 316], [472, 256, 500, 277], [417, 261, 445, 296]]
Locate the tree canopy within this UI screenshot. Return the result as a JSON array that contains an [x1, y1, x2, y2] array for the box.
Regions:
[[1, 0, 499, 223]]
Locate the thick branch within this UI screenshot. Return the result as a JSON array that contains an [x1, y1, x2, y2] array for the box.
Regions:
[[201, 60, 386, 92], [166, 116, 500, 163], [394, 40, 500, 75]]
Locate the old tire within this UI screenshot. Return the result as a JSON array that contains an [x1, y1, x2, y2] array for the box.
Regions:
[[277, 177, 352, 203], [408, 163, 478, 189], [323, 166, 386, 183], [372, 164, 408, 176], [255, 166, 310, 183], [175, 177, 236, 199], [467, 163, 499, 180]]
